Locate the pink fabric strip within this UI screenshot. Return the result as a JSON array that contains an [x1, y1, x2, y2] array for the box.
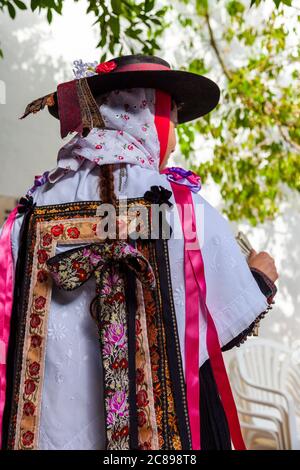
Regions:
[[154, 89, 171, 166], [0, 205, 19, 448], [170, 182, 201, 449], [170, 181, 246, 450], [116, 63, 170, 73], [186, 188, 246, 450]]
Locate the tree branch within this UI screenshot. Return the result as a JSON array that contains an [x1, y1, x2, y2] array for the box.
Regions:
[[204, 11, 232, 80], [278, 125, 300, 154]]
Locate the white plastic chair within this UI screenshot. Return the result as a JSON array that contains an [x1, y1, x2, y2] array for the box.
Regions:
[[230, 359, 287, 449], [228, 337, 300, 449]]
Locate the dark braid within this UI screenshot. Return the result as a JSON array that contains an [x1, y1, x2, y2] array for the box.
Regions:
[[96, 92, 117, 207], [98, 164, 117, 206]]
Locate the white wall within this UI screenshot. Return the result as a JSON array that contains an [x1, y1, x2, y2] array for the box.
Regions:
[[0, 1, 100, 196]]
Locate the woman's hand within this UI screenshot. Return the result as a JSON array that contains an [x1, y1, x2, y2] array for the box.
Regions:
[[248, 249, 279, 283]]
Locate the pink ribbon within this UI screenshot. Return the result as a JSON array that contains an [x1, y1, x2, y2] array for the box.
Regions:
[[170, 181, 246, 450], [0, 205, 19, 448], [170, 182, 201, 449]]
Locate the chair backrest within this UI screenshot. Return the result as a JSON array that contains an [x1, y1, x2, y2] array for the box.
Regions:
[[229, 337, 300, 449], [234, 337, 290, 406], [228, 358, 282, 418]]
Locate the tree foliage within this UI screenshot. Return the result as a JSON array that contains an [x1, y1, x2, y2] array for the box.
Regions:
[[177, 1, 300, 224], [0, 0, 299, 224]]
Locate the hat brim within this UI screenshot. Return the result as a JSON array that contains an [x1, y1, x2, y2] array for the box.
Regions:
[[48, 69, 220, 124]]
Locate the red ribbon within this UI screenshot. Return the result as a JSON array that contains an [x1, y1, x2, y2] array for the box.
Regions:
[[154, 89, 171, 167], [170, 182, 246, 450], [116, 63, 170, 73]]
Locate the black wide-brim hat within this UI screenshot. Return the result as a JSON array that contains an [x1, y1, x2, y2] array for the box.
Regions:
[[20, 54, 220, 136]]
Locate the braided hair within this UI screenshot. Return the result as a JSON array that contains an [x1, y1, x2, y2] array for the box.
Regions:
[[96, 92, 118, 207], [98, 164, 117, 206]]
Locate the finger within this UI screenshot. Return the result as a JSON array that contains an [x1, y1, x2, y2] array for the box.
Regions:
[[260, 251, 273, 259], [249, 248, 257, 257]]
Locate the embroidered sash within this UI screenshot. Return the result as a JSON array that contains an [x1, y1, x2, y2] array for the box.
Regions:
[[46, 241, 155, 450]]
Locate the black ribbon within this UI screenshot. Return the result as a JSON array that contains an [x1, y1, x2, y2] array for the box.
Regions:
[[144, 185, 173, 207], [17, 195, 34, 214], [144, 185, 173, 240]]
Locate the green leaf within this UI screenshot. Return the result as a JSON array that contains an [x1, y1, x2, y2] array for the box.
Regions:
[[99, 52, 107, 62], [13, 0, 27, 10], [156, 7, 167, 17], [98, 30, 107, 48], [226, 1, 245, 16], [111, 0, 121, 15], [47, 7, 52, 23], [150, 18, 161, 25], [188, 58, 209, 75], [7, 2, 16, 18], [145, 0, 155, 13], [125, 27, 140, 39], [109, 16, 120, 39], [196, 0, 208, 15], [108, 37, 115, 54], [51, 1, 63, 14], [30, 0, 39, 11]]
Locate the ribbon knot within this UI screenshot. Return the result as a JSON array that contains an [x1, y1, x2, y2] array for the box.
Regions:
[[161, 167, 201, 193], [46, 240, 155, 292], [17, 196, 34, 214], [144, 185, 173, 207]]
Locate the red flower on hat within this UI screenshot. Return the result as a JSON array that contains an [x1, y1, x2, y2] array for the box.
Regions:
[[95, 60, 117, 74]]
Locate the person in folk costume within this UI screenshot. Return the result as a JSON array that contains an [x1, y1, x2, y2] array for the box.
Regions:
[[0, 54, 278, 451]]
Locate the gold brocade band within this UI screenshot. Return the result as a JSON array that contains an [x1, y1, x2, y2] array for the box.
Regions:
[[76, 78, 105, 137]]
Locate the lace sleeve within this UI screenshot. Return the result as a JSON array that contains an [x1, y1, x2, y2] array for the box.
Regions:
[[221, 268, 277, 351]]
